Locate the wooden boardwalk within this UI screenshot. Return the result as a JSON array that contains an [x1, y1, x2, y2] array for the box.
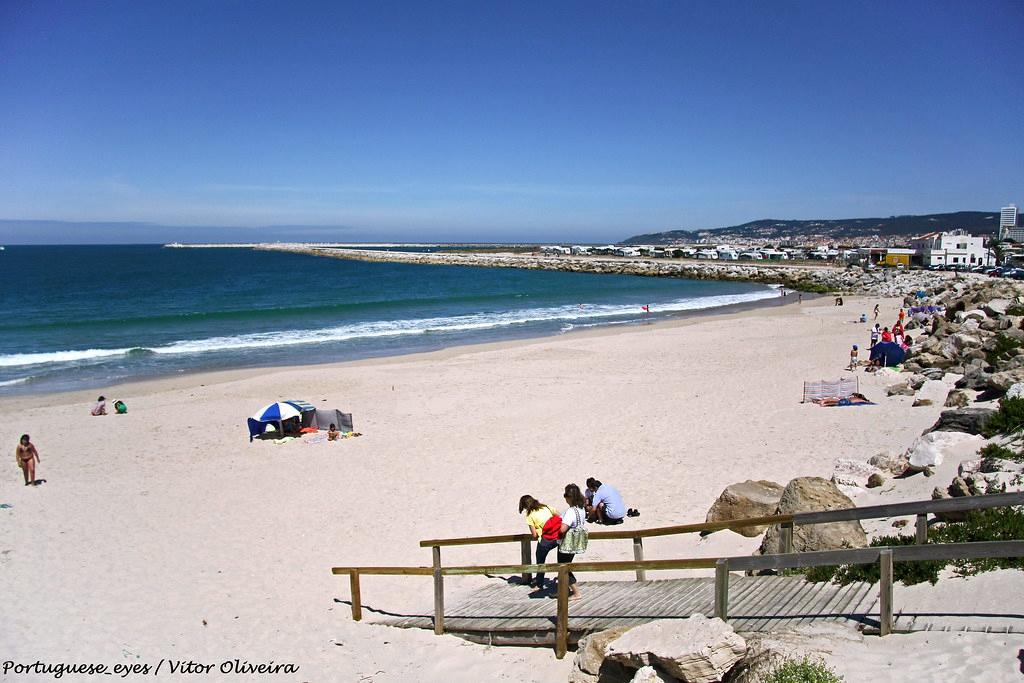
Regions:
[[384, 576, 1024, 646]]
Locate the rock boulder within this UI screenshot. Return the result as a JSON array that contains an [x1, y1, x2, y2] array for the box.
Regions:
[[925, 408, 995, 435], [605, 615, 746, 683], [759, 477, 867, 555], [571, 626, 635, 683], [944, 389, 970, 408], [705, 480, 785, 537]]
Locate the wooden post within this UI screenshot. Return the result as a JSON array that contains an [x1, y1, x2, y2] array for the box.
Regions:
[[915, 514, 928, 545], [780, 521, 794, 554], [349, 570, 362, 621], [879, 549, 893, 636], [521, 538, 533, 584], [714, 558, 730, 622], [432, 545, 445, 635], [555, 566, 569, 659], [632, 537, 646, 581]]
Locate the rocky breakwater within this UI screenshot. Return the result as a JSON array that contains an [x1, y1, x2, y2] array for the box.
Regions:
[[256, 244, 950, 295], [895, 278, 1024, 393]]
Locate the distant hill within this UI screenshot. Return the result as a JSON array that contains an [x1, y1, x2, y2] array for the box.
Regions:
[[622, 211, 1000, 244]]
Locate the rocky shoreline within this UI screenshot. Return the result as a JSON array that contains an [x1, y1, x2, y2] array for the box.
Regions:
[[256, 243, 952, 296]]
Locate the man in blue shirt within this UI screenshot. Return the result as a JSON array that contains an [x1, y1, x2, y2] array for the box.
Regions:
[[585, 477, 626, 525]]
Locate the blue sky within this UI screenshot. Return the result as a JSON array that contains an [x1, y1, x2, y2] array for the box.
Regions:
[[1, 1, 1022, 243]]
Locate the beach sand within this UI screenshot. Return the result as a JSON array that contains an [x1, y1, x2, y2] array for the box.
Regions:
[[3, 295, 1023, 681]]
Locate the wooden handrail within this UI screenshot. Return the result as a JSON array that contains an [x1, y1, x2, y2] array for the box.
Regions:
[[332, 540, 1024, 578], [340, 492, 1024, 657], [333, 539, 1024, 655], [418, 492, 1024, 549]]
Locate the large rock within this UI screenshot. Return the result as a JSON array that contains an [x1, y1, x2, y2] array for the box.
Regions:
[[906, 431, 985, 471], [759, 477, 867, 555], [944, 389, 970, 408], [831, 459, 883, 488], [956, 367, 992, 390], [925, 408, 995, 435], [629, 667, 673, 683], [886, 381, 915, 397], [705, 480, 785, 537], [572, 626, 635, 682], [605, 615, 746, 683], [987, 369, 1024, 393], [985, 299, 1011, 316]]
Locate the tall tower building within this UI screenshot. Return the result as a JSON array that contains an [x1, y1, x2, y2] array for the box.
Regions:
[[1001, 204, 1021, 241]]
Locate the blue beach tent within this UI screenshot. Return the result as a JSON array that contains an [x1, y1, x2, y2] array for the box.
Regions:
[[247, 400, 316, 441], [869, 341, 905, 367]]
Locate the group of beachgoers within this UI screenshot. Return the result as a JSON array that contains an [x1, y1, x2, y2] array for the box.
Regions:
[[518, 478, 639, 600], [848, 303, 919, 371]]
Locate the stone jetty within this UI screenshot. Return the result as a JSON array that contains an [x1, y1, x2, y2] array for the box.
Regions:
[[256, 243, 953, 295]]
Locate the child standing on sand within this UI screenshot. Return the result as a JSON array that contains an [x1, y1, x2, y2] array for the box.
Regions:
[[849, 345, 859, 371], [16, 434, 40, 486]]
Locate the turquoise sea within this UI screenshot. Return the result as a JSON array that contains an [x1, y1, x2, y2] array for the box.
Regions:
[[0, 245, 782, 394]]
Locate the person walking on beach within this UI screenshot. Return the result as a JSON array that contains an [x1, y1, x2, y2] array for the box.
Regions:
[[518, 495, 562, 590], [16, 434, 40, 486], [873, 304, 880, 320], [555, 483, 588, 600]]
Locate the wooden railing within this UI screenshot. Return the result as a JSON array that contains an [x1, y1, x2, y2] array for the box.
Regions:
[[333, 492, 1024, 659]]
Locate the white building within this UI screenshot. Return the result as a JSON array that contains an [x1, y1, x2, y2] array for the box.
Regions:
[[910, 230, 993, 268], [1000, 204, 1023, 242]]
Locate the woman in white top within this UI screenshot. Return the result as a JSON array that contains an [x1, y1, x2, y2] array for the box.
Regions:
[[557, 483, 587, 599]]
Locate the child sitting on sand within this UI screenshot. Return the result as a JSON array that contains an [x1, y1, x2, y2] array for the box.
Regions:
[[91, 396, 107, 416], [327, 424, 340, 441]]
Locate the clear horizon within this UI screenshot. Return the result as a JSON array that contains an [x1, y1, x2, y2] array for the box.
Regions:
[[1, 2, 1022, 243]]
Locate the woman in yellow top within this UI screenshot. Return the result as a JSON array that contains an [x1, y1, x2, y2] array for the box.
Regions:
[[519, 494, 560, 591]]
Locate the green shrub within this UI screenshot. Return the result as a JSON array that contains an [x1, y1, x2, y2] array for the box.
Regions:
[[979, 442, 1024, 463], [802, 535, 944, 586], [930, 506, 1024, 575], [985, 334, 1024, 367], [1006, 304, 1024, 316], [981, 397, 1024, 440], [763, 657, 844, 683]]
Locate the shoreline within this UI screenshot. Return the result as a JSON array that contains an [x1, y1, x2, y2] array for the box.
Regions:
[[0, 286, 808, 403]]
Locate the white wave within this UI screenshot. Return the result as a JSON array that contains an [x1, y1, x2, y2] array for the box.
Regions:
[[0, 376, 31, 387], [0, 287, 777, 368], [0, 347, 137, 368]]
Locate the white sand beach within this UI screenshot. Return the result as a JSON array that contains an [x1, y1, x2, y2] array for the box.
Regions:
[[3, 295, 1023, 681]]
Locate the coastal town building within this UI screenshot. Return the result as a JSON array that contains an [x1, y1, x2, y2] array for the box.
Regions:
[[909, 230, 993, 268], [1000, 204, 1023, 242]]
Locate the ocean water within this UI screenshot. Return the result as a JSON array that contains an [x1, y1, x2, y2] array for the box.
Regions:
[[0, 245, 781, 394]]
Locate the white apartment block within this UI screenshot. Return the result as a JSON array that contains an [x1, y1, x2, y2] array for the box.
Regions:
[[909, 230, 993, 267]]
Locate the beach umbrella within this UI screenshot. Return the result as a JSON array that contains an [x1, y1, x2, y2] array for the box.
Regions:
[[250, 402, 301, 423], [248, 401, 302, 441]]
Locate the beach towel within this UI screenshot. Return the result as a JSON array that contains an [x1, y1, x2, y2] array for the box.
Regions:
[[815, 396, 876, 407]]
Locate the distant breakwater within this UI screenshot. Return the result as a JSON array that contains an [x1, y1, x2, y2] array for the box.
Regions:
[[255, 244, 951, 296]]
